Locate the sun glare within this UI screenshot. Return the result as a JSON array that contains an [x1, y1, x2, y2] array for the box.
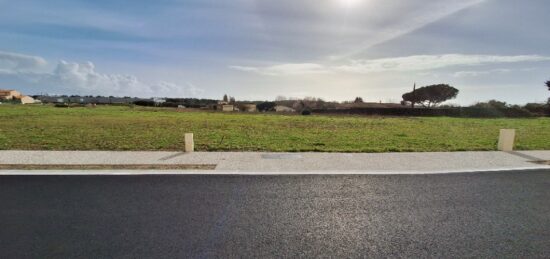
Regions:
[[339, 0, 362, 8]]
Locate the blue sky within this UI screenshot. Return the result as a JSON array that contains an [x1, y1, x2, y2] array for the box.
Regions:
[[1, 0, 549, 104]]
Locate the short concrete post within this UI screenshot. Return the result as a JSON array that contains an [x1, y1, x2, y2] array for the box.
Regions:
[[498, 129, 515, 151], [185, 133, 194, 153]]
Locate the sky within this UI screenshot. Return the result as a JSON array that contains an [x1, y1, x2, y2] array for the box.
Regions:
[[0, 0, 549, 105]]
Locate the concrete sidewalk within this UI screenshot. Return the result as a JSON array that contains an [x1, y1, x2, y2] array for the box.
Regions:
[[1, 150, 549, 174]]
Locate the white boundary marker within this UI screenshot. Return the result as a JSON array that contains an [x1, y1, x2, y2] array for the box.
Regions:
[[498, 129, 516, 151], [185, 133, 194, 153]]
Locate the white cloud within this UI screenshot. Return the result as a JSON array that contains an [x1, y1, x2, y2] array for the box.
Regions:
[[151, 81, 205, 97], [230, 63, 328, 76], [228, 66, 260, 73], [0, 51, 47, 71], [232, 54, 550, 76], [338, 55, 550, 73], [453, 68, 511, 77], [48, 61, 141, 93], [453, 67, 539, 77], [0, 51, 201, 97], [331, 0, 487, 59]]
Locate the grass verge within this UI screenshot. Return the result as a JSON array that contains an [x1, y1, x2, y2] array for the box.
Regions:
[[1, 105, 549, 152]]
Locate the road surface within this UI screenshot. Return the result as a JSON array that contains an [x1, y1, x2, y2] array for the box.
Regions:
[[1, 170, 549, 258]]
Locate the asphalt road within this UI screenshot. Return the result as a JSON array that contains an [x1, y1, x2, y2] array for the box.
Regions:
[[1, 171, 549, 258]]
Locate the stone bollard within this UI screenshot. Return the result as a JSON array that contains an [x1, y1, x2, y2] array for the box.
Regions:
[[498, 129, 516, 151], [185, 133, 194, 153]]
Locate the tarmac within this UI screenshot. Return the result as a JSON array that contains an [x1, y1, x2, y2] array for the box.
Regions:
[[0, 150, 549, 174], [2, 171, 549, 258]]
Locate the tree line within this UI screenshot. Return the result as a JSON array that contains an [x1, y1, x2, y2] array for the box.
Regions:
[[39, 79, 549, 116]]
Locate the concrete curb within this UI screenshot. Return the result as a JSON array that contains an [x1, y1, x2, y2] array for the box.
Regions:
[[1, 166, 549, 175]]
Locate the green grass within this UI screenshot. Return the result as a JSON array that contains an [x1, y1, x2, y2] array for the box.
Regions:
[[1, 105, 549, 152]]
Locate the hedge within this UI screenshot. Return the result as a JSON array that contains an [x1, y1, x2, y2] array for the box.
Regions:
[[311, 107, 537, 118]]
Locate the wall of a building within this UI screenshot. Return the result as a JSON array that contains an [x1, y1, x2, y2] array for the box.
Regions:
[[20, 96, 35, 104], [221, 105, 234, 112], [0, 90, 22, 100]]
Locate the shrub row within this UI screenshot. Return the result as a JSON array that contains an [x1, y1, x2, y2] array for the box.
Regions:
[[134, 99, 218, 108], [311, 107, 542, 118]]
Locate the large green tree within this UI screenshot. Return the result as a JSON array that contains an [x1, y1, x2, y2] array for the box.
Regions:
[[402, 84, 459, 108]]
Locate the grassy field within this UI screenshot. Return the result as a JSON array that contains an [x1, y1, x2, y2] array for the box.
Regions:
[[1, 105, 549, 152]]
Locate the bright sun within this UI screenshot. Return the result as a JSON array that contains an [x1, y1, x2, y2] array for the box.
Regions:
[[339, 0, 362, 8]]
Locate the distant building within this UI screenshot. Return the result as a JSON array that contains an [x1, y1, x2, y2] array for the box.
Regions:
[[19, 96, 36, 104], [240, 104, 257, 112], [214, 100, 235, 112], [153, 97, 166, 104], [35, 95, 146, 104], [274, 105, 296, 112], [0, 89, 35, 104], [217, 104, 235, 112], [0, 89, 22, 100]]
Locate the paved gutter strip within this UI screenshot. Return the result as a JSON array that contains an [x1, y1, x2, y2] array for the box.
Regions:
[[1, 150, 549, 174], [0, 167, 549, 176], [505, 151, 546, 161], [0, 164, 217, 170]]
